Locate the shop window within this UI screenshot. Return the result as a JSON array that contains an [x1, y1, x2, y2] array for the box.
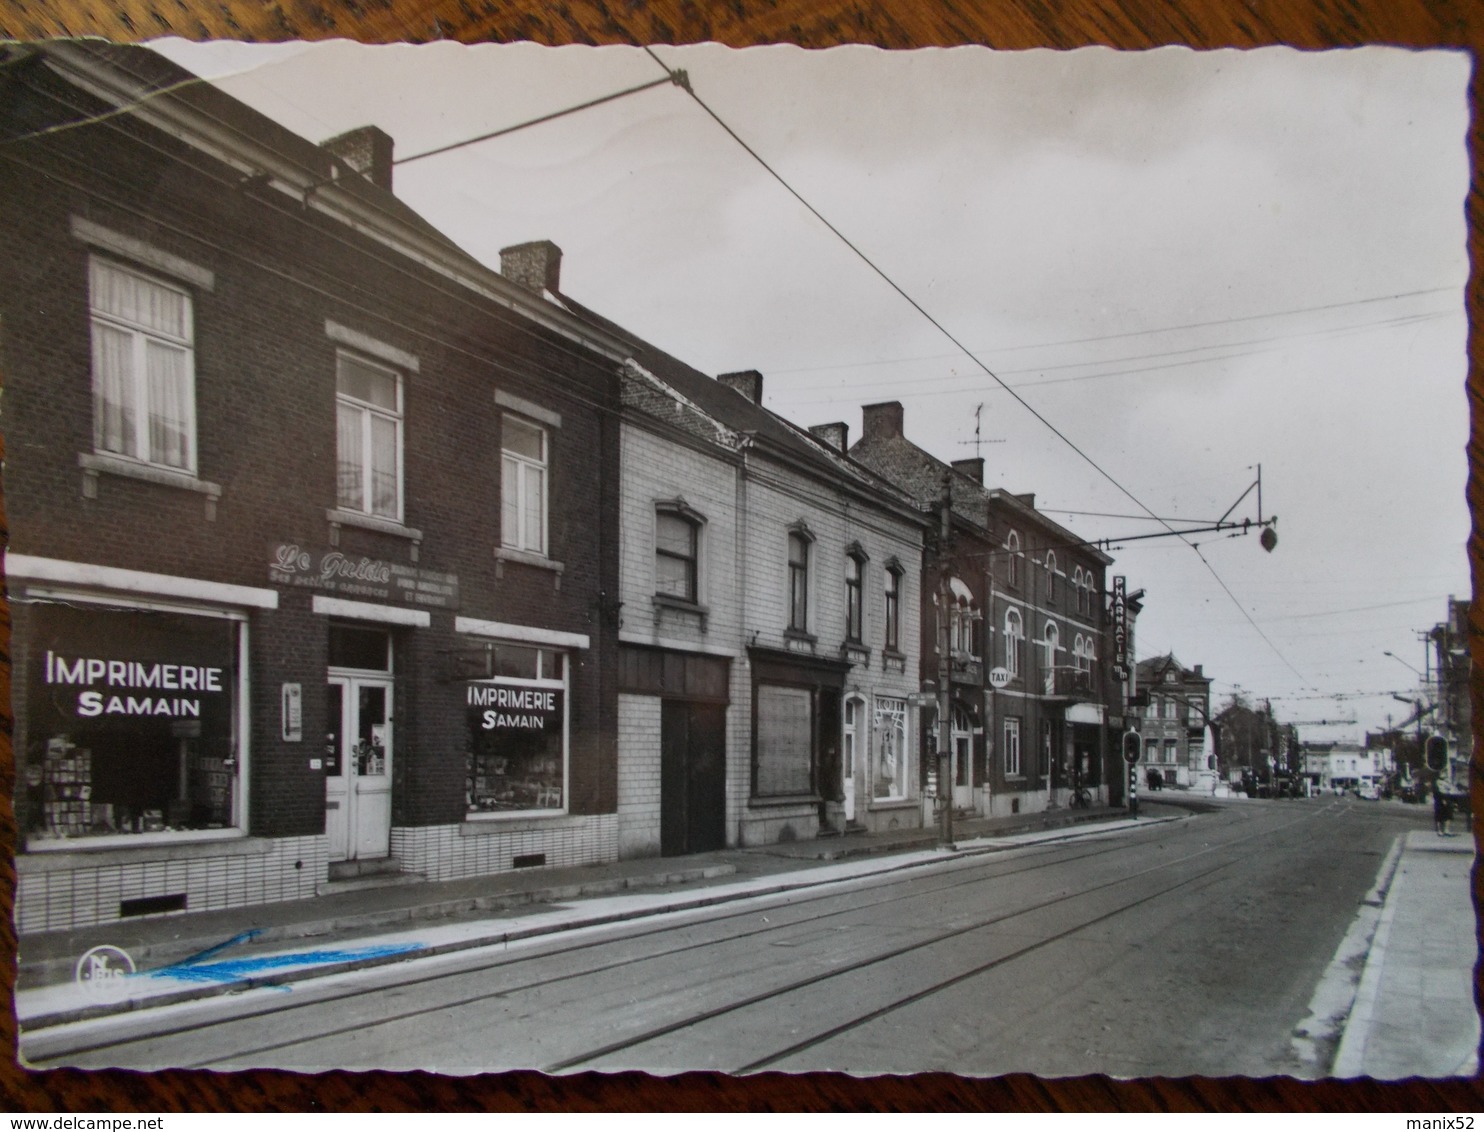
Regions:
[[755, 683, 813, 797], [1004, 716, 1022, 777], [21, 603, 241, 843], [873, 696, 908, 800], [501, 415, 548, 555], [884, 564, 903, 652], [655, 509, 700, 602], [787, 530, 811, 633], [466, 645, 566, 814], [336, 351, 403, 520], [89, 257, 197, 472], [845, 549, 867, 643]]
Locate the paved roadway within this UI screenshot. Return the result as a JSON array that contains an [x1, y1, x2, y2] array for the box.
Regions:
[[25, 796, 1431, 1077]]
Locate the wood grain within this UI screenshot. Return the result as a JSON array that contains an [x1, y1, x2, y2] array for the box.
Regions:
[[1, 0, 1481, 1114]]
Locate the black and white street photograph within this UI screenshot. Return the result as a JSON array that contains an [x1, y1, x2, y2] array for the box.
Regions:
[[0, 38, 1473, 1082]]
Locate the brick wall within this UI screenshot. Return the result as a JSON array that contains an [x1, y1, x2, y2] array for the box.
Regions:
[[2, 59, 622, 927]]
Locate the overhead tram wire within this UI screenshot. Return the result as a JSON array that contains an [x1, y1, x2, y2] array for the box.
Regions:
[[641, 45, 1312, 689], [392, 73, 685, 166], [766, 286, 1460, 376]]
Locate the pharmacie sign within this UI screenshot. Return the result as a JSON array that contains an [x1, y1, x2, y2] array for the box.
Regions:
[[466, 682, 563, 732], [269, 542, 459, 609]]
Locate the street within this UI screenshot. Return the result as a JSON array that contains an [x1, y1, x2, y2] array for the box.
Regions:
[[22, 798, 1432, 1078]]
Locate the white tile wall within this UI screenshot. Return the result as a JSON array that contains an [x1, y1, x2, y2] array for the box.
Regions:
[[391, 814, 618, 882], [617, 693, 663, 858], [16, 834, 328, 935]]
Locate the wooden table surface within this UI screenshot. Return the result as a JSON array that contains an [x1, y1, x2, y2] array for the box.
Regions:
[[1, 0, 1481, 1113]]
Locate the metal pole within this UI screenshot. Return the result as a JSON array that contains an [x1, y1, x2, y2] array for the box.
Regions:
[[938, 474, 954, 848]]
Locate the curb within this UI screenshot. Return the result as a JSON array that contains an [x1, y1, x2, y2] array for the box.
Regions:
[[18, 814, 1178, 1032]]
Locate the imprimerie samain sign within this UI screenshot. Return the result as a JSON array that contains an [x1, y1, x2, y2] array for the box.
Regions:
[[269, 542, 459, 609], [467, 682, 561, 731], [44, 652, 223, 718]]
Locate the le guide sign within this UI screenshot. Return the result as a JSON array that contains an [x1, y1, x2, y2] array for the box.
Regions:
[[269, 543, 459, 609]]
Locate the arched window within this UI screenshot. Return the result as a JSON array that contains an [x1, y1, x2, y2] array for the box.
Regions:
[[884, 563, 903, 652], [949, 576, 978, 658], [1073, 633, 1089, 674], [1004, 608, 1023, 677], [1005, 530, 1022, 589], [1045, 551, 1057, 603], [845, 548, 867, 643], [1073, 567, 1085, 613], [1043, 620, 1059, 671]]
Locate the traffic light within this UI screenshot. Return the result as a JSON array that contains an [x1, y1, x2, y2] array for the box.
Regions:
[[1425, 733, 1449, 774], [1122, 730, 1142, 765]]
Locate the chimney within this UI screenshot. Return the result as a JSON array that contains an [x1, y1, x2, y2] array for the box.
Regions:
[[1014, 492, 1035, 508], [500, 241, 563, 295], [861, 401, 904, 439], [718, 370, 763, 404], [1193, 664, 1204, 678], [321, 126, 394, 191], [809, 422, 849, 452], [951, 457, 984, 485]]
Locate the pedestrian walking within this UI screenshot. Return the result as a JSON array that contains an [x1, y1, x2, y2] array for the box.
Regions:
[[1433, 783, 1454, 837]]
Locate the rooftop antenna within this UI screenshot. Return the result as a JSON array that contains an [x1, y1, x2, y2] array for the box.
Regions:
[[957, 403, 1006, 461]]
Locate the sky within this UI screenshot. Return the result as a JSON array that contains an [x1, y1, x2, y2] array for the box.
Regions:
[[151, 39, 1473, 743]]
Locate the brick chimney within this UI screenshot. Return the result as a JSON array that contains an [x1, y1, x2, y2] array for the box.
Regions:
[[809, 422, 849, 452], [321, 126, 394, 191], [951, 457, 984, 485], [500, 241, 563, 295], [861, 401, 904, 439], [718, 370, 763, 404]]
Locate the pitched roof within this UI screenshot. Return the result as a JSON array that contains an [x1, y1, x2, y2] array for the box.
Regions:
[[554, 294, 923, 520]]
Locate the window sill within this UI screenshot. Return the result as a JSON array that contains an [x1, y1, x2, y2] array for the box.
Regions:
[[495, 547, 565, 585], [19, 829, 257, 869], [866, 797, 915, 811], [460, 810, 574, 835], [840, 641, 871, 664], [783, 628, 817, 644], [328, 508, 423, 545], [80, 452, 221, 519], [747, 794, 821, 809], [653, 593, 709, 630]]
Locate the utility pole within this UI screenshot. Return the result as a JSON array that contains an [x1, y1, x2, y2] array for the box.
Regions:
[[937, 472, 954, 848]]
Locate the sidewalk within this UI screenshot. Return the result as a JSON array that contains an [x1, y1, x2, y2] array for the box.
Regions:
[[17, 802, 1173, 1029], [1333, 828, 1479, 1078]]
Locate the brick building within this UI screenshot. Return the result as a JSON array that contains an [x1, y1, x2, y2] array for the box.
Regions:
[[1133, 655, 1213, 788], [848, 402, 1121, 816], [2, 43, 626, 932]]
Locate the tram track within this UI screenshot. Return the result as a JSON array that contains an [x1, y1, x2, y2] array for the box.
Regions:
[[28, 802, 1340, 1071]]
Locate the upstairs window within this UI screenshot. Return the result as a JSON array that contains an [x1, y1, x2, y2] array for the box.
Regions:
[[336, 352, 403, 520], [845, 550, 866, 643], [501, 415, 548, 554], [655, 510, 700, 602], [1045, 551, 1057, 603], [884, 564, 903, 652], [89, 258, 196, 472], [1074, 633, 1089, 674], [1073, 567, 1086, 613], [787, 530, 811, 632], [1005, 530, 1022, 589], [1005, 608, 1024, 677]]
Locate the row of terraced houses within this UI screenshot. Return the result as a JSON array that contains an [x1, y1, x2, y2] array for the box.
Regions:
[[4, 42, 1149, 934]]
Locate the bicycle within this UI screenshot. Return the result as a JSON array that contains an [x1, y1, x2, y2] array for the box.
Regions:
[[1068, 785, 1092, 809]]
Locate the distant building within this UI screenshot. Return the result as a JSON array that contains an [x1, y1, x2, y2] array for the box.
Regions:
[[1300, 742, 1393, 794], [1134, 656, 1212, 788], [1430, 596, 1471, 789]]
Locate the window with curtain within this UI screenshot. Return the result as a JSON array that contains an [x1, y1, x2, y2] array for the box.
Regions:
[[336, 352, 402, 520], [1005, 608, 1023, 676], [1004, 717, 1022, 777], [501, 415, 547, 554], [89, 258, 196, 472], [1005, 530, 1021, 588]]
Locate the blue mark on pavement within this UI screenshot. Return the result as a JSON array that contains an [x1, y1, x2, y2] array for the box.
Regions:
[[148, 942, 424, 986], [175, 929, 262, 967]]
